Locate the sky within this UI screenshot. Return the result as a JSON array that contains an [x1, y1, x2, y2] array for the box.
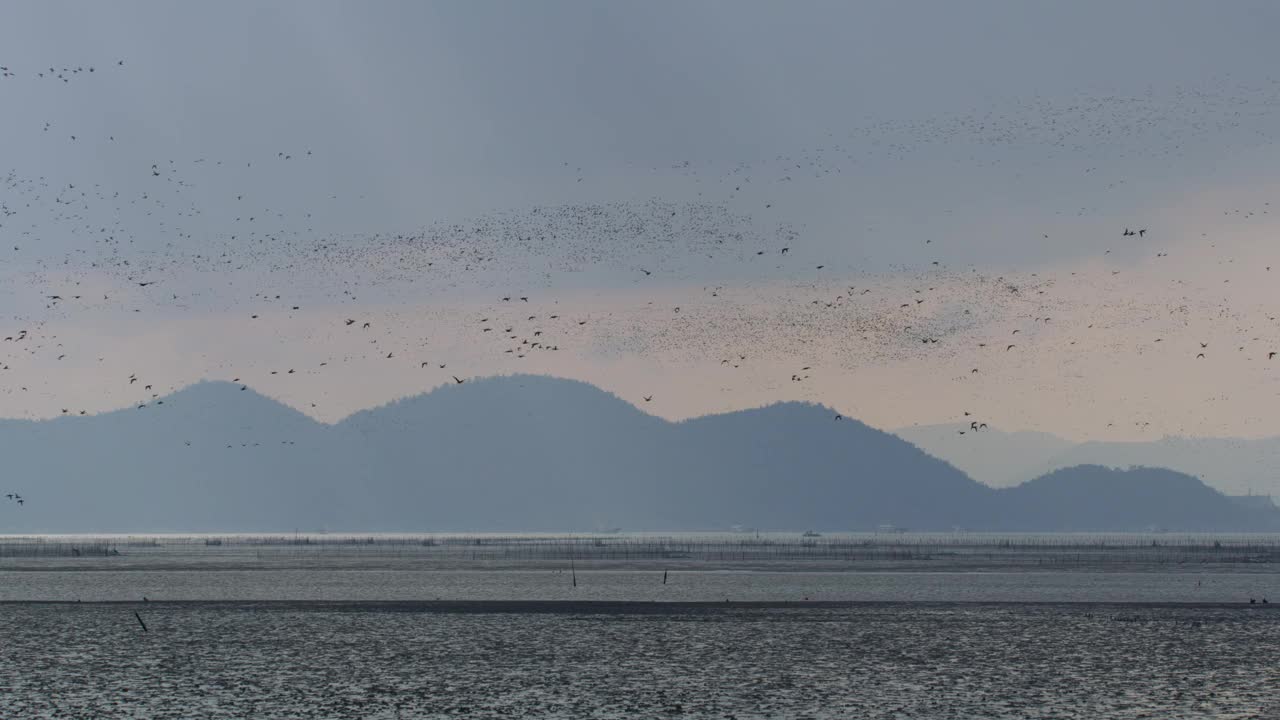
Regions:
[[3, 1, 1280, 442]]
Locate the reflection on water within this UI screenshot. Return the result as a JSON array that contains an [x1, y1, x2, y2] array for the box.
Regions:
[[2, 533, 1278, 603]]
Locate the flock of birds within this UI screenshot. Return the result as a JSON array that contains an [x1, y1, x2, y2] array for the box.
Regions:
[[1, 53, 1280, 468]]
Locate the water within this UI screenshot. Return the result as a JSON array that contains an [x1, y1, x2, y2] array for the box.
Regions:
[[1, 568, 1278, 603], [4, 534, 1279, 717], [2, 603, 1277, 719]]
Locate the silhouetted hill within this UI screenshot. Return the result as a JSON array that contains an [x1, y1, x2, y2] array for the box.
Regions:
[[0, 376, 1275, 532], [895, 423, 1077, 487], [897, 423, 1280, 497], [989, 465, 1277, 531]]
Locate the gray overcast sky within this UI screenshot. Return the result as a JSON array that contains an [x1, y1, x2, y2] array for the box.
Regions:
[[3, 1, 1280, 440]]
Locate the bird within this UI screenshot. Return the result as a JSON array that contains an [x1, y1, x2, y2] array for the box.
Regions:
[[643, 396, 653, 402], [1006, 344, 1015, 351], [452, 376, 464, 384], [1269, 352, 1276, 360]]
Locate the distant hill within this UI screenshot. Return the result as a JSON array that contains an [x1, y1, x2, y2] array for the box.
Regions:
[[897, 423, 1280, 497], [895, 423, 1077, 487], [989, 465, 1279, 532], [0, 376, 1275, 532]]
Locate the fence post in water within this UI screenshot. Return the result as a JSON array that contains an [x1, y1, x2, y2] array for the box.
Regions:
[[663, 569, 668, 585], [571, 557, 577, 588], [134, 611, 148, 632]]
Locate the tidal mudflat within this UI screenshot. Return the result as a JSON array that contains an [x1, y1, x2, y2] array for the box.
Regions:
[[3, 534, 1279, 718], [2, 602, 1278, 719]]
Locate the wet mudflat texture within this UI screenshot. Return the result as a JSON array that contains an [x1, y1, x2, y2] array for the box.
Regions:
[[2, 602, 1277, 719], [3, 568, 1279, 603]]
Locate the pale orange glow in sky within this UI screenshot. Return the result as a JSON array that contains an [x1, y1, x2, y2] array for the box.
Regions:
[[3, 1, 1280, 449]]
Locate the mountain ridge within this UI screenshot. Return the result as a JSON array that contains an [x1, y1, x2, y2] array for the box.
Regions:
[[897, 422, 1280, 497], [0, 375, 1274, 532]]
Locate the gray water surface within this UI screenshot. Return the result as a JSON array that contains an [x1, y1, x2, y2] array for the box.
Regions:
[[1, 568, 1275, 603]]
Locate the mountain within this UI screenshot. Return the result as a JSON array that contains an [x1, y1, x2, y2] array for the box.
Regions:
[[897, 423, 1280, 498], [0, 376, 1275, 532], [989, 465, 1278, 532], [895, 423, 1077, 488]]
